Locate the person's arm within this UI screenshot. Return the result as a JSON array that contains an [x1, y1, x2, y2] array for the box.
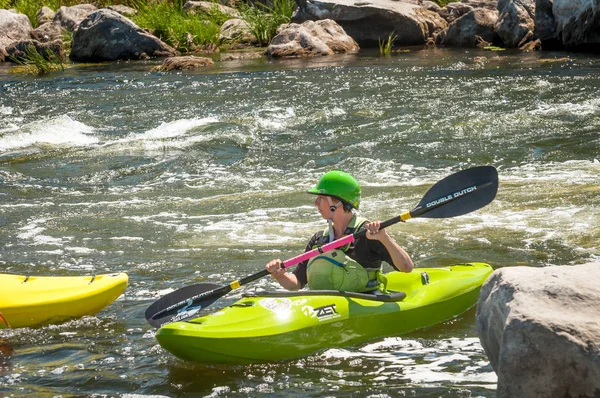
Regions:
[[364, 221, 414, 272], [266, 233, 320, 290], [266, 259, 302, 290]]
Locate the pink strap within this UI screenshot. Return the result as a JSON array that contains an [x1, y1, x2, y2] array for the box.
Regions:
[[282, 234, 355, 268]]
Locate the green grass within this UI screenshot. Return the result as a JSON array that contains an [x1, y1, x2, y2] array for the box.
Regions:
[[130, 0, 231, 51], [10, 44, 65, 75], [239, 0, 295, 46]]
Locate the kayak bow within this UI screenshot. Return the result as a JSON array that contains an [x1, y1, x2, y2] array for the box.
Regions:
[[0, 272, 128, 329]]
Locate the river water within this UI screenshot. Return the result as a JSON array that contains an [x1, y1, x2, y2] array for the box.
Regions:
[[0, 48, 599, 397]]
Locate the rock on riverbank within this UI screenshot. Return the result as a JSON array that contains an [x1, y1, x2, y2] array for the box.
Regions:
[[476, 263, 600, 397]]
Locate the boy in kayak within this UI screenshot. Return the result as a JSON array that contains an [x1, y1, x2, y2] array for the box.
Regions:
[[266, 170, 413, 292]]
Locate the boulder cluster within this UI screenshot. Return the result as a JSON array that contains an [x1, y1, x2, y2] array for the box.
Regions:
[[1, 0, 599, 68], [290, 0, 600, 51]]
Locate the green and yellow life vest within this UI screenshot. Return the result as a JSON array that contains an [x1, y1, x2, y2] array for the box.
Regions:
[[306, 216, 383, 292]]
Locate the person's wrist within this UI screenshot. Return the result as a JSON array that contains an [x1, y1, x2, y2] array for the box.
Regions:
[[270, 267, 283, 278]]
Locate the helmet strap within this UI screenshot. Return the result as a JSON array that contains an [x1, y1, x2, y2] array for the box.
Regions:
[[326, 197, 341, 243]]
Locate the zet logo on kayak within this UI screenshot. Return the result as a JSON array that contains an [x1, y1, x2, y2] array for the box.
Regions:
[[302, 304, 340, 322]]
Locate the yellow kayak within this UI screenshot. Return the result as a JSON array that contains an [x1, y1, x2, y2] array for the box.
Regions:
[[0, 272, 128, 329]]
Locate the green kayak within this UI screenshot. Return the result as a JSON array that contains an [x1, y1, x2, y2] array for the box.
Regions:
[[155, 262, 493, 363]]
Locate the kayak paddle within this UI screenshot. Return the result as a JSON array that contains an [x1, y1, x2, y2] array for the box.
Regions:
[[145, 165, 498, 328]]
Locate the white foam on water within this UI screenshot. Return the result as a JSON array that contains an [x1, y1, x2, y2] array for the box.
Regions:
[[135, 287, 174, 299], [65, 246, 96, 254], [16, 217, 63, 246], [320, 337, 497, 389], [529, 99, 600, 117], [110, 236, 144, 241], [101, 117, 224, 152], [255, 106, 296, 131], [502, 160, 600, 183], [0, 115, 98, 152], [60, 198, 155, 209]]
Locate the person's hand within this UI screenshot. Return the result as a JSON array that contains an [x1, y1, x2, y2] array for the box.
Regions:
[[364, 221, 389, 241], [266, 259, 285, 278]]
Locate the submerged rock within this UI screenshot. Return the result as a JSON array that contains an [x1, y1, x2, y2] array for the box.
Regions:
[[153, 55, 214, 71], [477, 263, 600, 398]]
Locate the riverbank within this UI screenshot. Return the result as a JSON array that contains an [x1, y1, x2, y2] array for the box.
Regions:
[[1, 0, 599, 75]]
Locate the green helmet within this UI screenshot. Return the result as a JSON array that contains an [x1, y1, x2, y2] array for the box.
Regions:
[[307, 170, 361, 209]]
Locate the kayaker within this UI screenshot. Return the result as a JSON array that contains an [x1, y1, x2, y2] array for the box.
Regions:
[[266, 170, 413, 292]]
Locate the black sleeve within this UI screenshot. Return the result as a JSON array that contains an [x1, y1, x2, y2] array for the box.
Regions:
[[292, 231, 323, 288], [354, 223, 397, 270], [366, 238, 396, 269]]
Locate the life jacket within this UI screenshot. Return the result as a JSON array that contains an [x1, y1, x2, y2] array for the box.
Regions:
[[306, 215, 383, 292]]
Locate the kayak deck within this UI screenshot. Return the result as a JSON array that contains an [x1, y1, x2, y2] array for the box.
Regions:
[[0, 272, 128, 329], [156, 263, 493, 363]]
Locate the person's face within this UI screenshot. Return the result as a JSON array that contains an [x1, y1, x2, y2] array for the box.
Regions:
[[314, 195, 339, 219]]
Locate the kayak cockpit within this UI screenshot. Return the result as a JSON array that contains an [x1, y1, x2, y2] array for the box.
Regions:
[[243, 289, 406, 302]]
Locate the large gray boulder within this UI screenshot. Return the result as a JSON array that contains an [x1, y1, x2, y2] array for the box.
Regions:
[[70, 9, 176, 62], [495, 0, 535, 47], [267, 19, 359, 57], [477, 263, 600, 398], [554, 0, 600, 49], [293, 0, 447, 47], [53, 4, 97, 31], [0, 9, 32, 60], [437, 8, 501, 47]]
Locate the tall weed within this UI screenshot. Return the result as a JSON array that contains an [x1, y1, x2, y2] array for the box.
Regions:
[[378, 31, 397, 57]]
